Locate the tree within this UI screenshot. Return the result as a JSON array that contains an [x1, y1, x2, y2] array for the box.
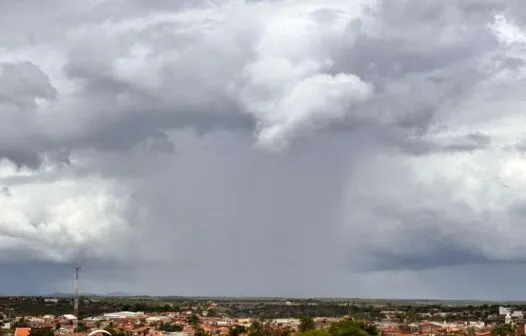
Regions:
[[194, 326, 209, 336], [29, 328, 54, 336], [297, 330, 330, 336], [229, 325, 247, 336], [329, 320, 378, 336], [160, 323, 183, 332], [248, 321, 265, 336], [299, 317, 316, 332], [105, 323, 131, 336], [207, 309, 219, 317], [12, 319, 29, 328], [105, 323, 116, 335], [493, 323, 513, 336], [188, 314, 200, 326], [75, 322, 89, 332]]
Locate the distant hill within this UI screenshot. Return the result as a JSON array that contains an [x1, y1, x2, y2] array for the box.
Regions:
[[105, 292, 142, 297], [44, 292, 141, 297]]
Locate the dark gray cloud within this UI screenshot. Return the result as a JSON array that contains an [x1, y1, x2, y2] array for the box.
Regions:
[[0, 148, 42, 169], [1, 0, 526, 299], [0, 61, 57, 109]]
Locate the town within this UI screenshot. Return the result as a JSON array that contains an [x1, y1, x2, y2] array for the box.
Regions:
[[0, 297, 524, 336]]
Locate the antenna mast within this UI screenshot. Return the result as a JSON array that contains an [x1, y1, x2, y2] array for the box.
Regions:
[[73, 266, 80, 330]]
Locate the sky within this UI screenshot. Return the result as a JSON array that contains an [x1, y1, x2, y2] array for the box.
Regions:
[[2, 0, 526, 300]]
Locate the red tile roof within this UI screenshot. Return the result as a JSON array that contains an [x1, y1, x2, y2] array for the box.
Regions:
[[15, 328, 31, 336]]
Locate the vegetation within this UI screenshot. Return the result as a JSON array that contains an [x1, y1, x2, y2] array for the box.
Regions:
[[159, 322, 183, 332], [0, 296, 521, 336], [328, 320, 378, 336], [104, 323, 132, 336], [492, 323, 514, 336], [229, 325, 247, 336], [248, 321, 265, 336], [259, 319, 377, 336], [75, 322, 89, 332], [297, 330, 330, 336], [299, 316, 316, 332], [250, 323, 292, 336], [188, 314, 200, 326], [194, 325, 209, 336], [28, 328, 54, 336], [12, 318, 29, 328], [0, 295, 516, 322]]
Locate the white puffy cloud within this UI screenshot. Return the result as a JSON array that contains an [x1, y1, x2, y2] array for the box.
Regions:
[[342, 147, 526, 269], [341, 66, 526, 270], [239, 72, 373, 149], [0, 0, 378, 155], [0, 158, 135, 263]]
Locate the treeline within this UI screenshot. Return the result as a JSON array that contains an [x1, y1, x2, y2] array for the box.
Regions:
[[229, 304, 352, 319], [226, 303, 503, 320], [0, 296, 514, 320], [0, 297, 176, 317]]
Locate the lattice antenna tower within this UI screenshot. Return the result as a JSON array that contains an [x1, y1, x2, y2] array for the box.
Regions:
[[73, 266, 80, 330]]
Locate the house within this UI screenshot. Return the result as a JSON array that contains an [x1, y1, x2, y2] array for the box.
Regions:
[[57, 314, 78, 326], [379, 326, 398, 336], [28, 317, 45, 328], [419, 322, 447, 336], [14, 328, 31, 336]]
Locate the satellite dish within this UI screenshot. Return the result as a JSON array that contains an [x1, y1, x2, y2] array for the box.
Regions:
[[88, 330, 112, 336]]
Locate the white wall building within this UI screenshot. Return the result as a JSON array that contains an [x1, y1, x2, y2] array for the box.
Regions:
[[103, 312, 142, 319], [467, 322, 485, 329], [62, 314, 78, 321], [146, 316, 172, 324]]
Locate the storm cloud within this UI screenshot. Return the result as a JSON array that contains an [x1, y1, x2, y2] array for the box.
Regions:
[[1, 0, 526, 298]]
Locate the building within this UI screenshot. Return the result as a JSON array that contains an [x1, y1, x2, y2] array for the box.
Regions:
[[103, 312, 143, 319], [146, 316, 172, 324], [14, 328, 31, 336]]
